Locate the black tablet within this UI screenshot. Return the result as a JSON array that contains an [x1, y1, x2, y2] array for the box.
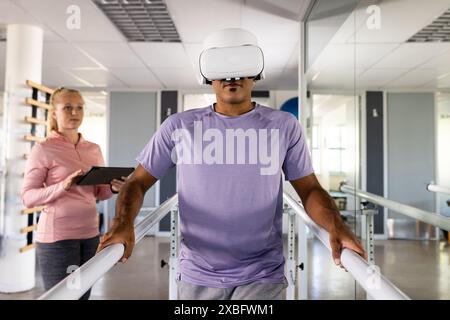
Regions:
[[76, 166, 134, 186]]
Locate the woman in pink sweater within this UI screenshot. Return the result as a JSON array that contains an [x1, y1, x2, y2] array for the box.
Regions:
[[21, 87, 125, 299]]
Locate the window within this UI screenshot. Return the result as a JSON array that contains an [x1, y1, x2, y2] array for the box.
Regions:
[[312, 125, 320, 174], [183, 94, 216, 111], [326, 126, 346, 175]]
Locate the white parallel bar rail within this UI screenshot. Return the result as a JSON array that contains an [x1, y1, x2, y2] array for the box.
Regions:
[[38, 194, 178, 300], [427, 183, 450, 196], [341, 184, 450, 231], [283, 192, 410, 300]]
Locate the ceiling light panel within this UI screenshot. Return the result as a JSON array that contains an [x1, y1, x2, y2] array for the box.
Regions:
[[408, 8, 450, 42], [93, 0, 181, 42]]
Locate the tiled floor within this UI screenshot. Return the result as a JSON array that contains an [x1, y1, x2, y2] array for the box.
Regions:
[[0, 236, 448, 300]]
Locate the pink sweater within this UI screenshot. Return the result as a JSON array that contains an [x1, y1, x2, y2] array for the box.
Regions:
[[21, 130, 113, 243]]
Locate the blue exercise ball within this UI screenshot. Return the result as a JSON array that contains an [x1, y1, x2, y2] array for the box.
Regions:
[[280, 97, 299, 119]]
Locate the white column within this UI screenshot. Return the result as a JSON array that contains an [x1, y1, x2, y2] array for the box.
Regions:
[[0, 24, 43, 293]]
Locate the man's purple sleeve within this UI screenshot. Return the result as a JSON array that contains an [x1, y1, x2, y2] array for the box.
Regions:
[[282, 116, 314, 181], [136, 116, 176, 179]]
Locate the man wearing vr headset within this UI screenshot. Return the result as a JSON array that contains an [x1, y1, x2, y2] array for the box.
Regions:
[[97, 28, 366, 300]]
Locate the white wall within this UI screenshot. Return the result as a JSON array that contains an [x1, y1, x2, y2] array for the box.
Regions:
[[79, 111, 107, 158], [0, 92, 3, 120], [316, 105, 345, 190], [437, 93, 450, 217], [182, 93, 216, 111], [386, 92, 435, 240], [107, 92, 158, 224], [0, 92, 3, 161]]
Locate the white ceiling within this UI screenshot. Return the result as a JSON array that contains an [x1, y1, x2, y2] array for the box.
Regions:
[[0, 0, 310, 91], [308, 0, 450, 91], [1, 0, 449, 92]]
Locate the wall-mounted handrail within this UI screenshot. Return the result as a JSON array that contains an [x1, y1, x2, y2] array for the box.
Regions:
[[340, 184, 450, 232], [38, 194, 178, 300], [26, 79, 54, 95], [427, 183, 450, 196], [283, 192, 410, 300]]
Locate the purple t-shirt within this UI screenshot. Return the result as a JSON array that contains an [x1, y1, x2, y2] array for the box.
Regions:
[[136, 103, 313, 288]]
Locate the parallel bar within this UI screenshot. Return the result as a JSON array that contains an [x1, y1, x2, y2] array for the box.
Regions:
[[25, 116, 47, 126], [19, 243, 36, 253], [341, 184, 450, 231], [21, 206, 44, 215], [24, 135, 45, 143], [38, 194, 178, 300], [20, 224, 37, 233], [427, 183, 450, 196], [283, 192, 410, 300], [26, 79, 54, 95], [134, 195, 178, 243], [25, 97, 51, 110]]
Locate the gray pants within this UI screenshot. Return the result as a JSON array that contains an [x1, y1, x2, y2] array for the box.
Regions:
[[177, 277, 288, 300], [36, 236, 99, 300]]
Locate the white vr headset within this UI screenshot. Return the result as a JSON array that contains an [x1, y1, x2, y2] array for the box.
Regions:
[[199, 28, 265, 85]]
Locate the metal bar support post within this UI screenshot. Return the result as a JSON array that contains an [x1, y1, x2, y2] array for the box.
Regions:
[[169, 204, 179, 300], [285, 204, 296, 300], [297, 208, 308, 300]]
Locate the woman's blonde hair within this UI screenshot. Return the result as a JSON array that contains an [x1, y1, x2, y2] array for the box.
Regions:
[[48, 87, 83, 132]]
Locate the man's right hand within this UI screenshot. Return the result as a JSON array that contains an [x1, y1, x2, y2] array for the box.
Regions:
[[96, 219, 135, 263], [95, 165, 159, 263]]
